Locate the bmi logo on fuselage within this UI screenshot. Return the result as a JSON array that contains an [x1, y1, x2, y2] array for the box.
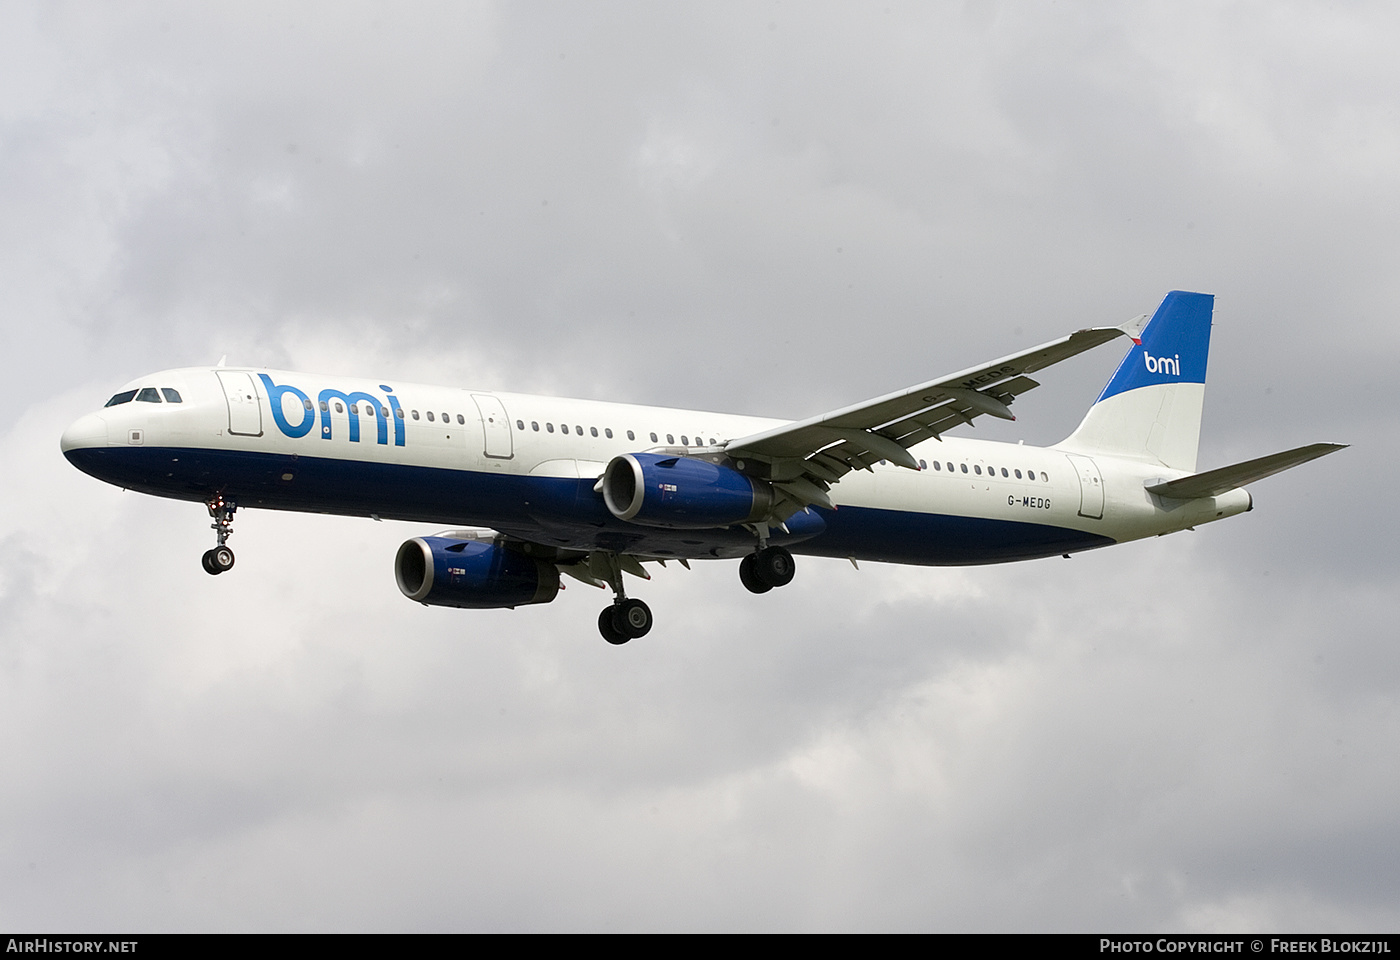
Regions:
[[259, 374, 407, 446]]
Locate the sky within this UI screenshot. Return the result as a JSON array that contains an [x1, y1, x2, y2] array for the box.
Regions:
[[1, 0, 1396, 933]]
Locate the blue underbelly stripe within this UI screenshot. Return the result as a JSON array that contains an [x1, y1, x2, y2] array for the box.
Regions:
[[64, 446, 1114, 565]]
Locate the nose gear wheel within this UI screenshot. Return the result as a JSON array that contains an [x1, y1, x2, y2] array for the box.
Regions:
[[202, 496, 238, 576], [202, 546, 235, 575]]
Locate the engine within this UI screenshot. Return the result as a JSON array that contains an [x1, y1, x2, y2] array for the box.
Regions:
[[395, 537, 560, 609], [601, 453, 773, 529]]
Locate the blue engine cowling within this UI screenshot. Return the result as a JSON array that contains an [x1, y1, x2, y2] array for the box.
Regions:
[[395, 537, 560, 609], [601, 453, 773, 529]]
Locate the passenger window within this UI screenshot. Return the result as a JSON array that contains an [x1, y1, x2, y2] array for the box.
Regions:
[[1040, 472, 1048, 482], [626, 430, 634, 441], [531, 421, 539, 431], [136, 387, 162, 403], [709, 438, 716, 446], [381, 406, 389, 417], [427, 411, 435, 422], [336, 402, 344, 413], [395, 408, 403, 418], [650, 432, 657, 443], [161, 388, 183, 403], [931, 461, 938, 470], [605, 428, 613, 439], [666, 434, 674, 444], [411, 410, 419, 420], [516, 420, 524, 430], [104, 390, 137, 407], [590, 427, 598, 437], [575, 425, 582, 435], [303, 399, 313, 411], [974, 465, 982, 475], [1001, 467, 1009, 477], [960, 463, 968, 474], [1014, 469, 1022, 479], [681, 436, 689, 446], [946, 462, 953, 472], [547, 423, 555, 433]]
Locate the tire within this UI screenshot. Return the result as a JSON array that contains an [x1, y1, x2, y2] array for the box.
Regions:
[[211, 546, 236, 573], [599, 606, 630, 645], [739, 554, 773, 594], [613, 598, 653, 639], [754, 546, 795, 588], [201, 549, 221, 576]]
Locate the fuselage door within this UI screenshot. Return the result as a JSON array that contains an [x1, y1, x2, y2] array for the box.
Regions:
[[1065, 453, 1104, 519], [216, 371, 263, 437], [471, 393, 513, 459]]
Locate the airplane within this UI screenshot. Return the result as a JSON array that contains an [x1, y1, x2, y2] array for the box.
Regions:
[[60, 291, 1344, 644]]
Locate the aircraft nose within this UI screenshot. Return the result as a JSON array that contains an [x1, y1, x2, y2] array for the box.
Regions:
[[60, 412, 108, 454]]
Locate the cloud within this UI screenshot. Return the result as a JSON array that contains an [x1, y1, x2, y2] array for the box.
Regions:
[[1, 0, 1393, 932]]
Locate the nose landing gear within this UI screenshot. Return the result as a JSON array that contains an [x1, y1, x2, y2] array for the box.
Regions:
[[201, 545, 235, 575], [201, 496, 237, 576]]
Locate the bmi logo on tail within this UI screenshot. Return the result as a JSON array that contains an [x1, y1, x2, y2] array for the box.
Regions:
[[1143, 353, 1181, 376]]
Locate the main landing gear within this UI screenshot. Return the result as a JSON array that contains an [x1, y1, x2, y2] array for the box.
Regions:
[[739, 545, 795, 594], [594, 552, 654, 645], [201, 496, 237, 576], [598, 597, 653, 645]]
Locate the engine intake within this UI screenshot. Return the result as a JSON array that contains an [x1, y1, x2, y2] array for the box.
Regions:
[[601, 453, 772, 529], [395, 537, 559, 609]]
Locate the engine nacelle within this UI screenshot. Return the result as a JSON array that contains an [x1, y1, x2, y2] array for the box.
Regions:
[[395, 537, 560, 609], [601, 453, 773, 529]]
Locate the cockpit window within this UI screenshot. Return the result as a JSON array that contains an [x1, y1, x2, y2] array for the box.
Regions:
[[136, 387, 162, 403], [161, 388, 183, 403], [104, 390, 138, 407]]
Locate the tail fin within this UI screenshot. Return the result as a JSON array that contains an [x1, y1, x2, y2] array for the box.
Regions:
[[1058, 291, 1214, 472]]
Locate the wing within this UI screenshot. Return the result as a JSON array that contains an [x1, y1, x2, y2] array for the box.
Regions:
[[724, 314, 1150, 520]]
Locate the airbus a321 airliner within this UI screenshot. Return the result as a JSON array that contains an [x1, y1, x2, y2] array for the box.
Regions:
[[62, 291, 1342, 643]]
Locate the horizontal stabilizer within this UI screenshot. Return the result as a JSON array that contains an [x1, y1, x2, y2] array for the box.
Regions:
[[1145, 443, 1347, 499]]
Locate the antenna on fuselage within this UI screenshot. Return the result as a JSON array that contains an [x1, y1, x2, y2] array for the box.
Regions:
[[216, 355, 227, 367]]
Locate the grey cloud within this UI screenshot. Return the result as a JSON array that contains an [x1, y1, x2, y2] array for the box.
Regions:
[[1, 0, 1394, 932]]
